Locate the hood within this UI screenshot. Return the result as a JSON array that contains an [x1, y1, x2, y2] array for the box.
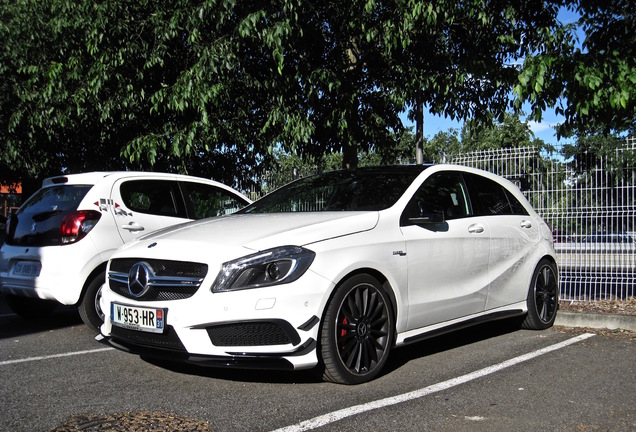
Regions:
[[127, 212, 379, 257]]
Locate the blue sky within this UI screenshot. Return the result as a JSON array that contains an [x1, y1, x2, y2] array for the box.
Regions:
[[399, 107, 575, 146], [400, 7, 581, 147]]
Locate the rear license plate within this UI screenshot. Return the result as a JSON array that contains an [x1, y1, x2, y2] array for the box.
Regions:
[[111, 302, 165, 333], [11, 261, 41, 277]]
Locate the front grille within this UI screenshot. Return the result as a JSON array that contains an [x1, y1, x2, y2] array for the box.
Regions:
[[206, 320, 300, 346], [108, 258, 208, 301], [110, 325, 186, 352]]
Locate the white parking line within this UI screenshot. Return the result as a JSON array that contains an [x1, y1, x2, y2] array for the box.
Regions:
[[0, 347, 114, 366], [272, 333, 596, 432]]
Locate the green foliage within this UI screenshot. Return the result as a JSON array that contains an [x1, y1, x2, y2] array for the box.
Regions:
[[514, 0, 636, 138], [460, 113, 543, 151], [266, 128, 415, 190], [562, 134, 630, 177], [1, 0, 632, 189], [392, 0, 567, 128], [425, 130, 461, 162]]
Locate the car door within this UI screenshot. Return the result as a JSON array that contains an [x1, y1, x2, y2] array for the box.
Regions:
[[464, 173, 541, 310], [110, 178, 189, 243], [400, 170, 490, 330]]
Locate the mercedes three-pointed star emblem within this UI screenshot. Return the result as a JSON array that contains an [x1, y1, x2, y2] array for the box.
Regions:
[[128, 262, 153, 298]]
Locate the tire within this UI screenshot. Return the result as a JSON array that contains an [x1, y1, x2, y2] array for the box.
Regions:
[[522, 259, 559, 330], [6, 294, 57, 319], [78, 271, 106, 332], [319, 274, 395, 384]]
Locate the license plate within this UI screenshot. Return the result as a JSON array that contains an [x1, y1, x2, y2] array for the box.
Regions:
[[11, 261, 41, 277], [110, 302, 165, 333]]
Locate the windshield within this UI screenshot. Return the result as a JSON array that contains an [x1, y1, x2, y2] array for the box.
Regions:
[[242, 166, 427, 213]]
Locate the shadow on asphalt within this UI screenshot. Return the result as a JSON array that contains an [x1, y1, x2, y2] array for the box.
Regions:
[[383, 316, 523, 375], [0, 299, 83, 339], [142, 356, 324, 385], [140, 317, 523, 385]]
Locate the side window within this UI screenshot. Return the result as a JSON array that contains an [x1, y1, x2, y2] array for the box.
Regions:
[[119, 180, 186, 218], [465, 173, 528, 216], [504, 189, 529, 215], [403, 171, 471, 222], [182, 182, 248, 219]]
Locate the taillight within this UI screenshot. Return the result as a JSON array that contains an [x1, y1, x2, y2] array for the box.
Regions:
[[59, 210, 101, 245]]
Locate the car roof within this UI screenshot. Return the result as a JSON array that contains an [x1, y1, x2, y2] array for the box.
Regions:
[[41, 171, 223, 187], [337, 165, 432, 174]]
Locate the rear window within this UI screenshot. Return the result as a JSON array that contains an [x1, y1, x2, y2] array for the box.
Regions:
[[7, 185, 92, 246], [464, 173, 529, 216], [19, 185, 91, 214]]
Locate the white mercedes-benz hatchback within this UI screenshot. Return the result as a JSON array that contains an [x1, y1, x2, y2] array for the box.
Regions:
[[99, 165, 559, 384]]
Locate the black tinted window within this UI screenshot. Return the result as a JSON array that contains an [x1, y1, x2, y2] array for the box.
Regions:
[[404, 171, 471, 222], [181, 182, 248, 218], [504, 188, 528, 215], [465, 173, 528, 216], [242, 167, 425, 213], [18, 185, 90, 215], [120, 180, 186, 218]]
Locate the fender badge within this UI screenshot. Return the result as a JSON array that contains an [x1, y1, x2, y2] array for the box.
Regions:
[[148, 242, 157, 248]]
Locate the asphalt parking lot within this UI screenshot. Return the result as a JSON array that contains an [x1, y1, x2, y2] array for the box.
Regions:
[[1, 296, 634, 432]]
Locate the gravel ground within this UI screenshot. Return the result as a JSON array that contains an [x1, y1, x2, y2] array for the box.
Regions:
[[51, 411, 210, 432], [559, 297, 636, 316], [556, 297, 636, 341]]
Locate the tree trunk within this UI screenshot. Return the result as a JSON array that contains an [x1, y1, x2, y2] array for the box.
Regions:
[[342, 142, 358, 169], [415, 94, 424, 165]]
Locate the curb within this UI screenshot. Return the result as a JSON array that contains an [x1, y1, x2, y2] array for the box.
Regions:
[[555, 311, 636, 332]]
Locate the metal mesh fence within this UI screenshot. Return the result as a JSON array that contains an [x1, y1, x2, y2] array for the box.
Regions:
[[451, 137, 636, 301], [246, 138, 635, 302]]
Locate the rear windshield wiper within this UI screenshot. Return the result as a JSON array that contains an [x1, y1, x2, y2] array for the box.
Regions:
[[31, 210, 63, 222]]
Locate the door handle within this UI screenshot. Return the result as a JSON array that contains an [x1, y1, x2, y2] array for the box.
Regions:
[[121, 222, 145, 232], [468, 224, 485, 234], [520, 220, 533, 229]]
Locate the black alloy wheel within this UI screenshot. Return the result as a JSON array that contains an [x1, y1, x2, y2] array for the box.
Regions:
[[523, 259, 559, 330], [320, 274, 395, 384]]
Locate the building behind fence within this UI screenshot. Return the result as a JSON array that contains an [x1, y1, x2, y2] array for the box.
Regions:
[[451, 137, 635, 302]]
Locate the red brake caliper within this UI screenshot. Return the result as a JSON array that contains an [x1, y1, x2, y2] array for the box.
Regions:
[[340, 316, 348, 349], [340, 316, 348, 337]]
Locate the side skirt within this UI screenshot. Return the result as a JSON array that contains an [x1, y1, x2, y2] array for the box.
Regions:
[[402, 309, 525, 345]]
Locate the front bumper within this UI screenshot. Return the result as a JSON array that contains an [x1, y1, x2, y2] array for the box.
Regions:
[[96, 333, 310, 370], [99, 269, 333, 370]]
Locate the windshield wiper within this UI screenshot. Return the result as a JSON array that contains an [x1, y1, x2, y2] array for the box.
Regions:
[[31, 210, 63, 222]]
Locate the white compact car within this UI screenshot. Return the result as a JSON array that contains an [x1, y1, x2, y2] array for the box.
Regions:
[[0, 172, 250, 331], [99, 165, 558, 384]]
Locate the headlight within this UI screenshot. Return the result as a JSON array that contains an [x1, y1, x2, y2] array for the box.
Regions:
[[212, 246, 316, 293]]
